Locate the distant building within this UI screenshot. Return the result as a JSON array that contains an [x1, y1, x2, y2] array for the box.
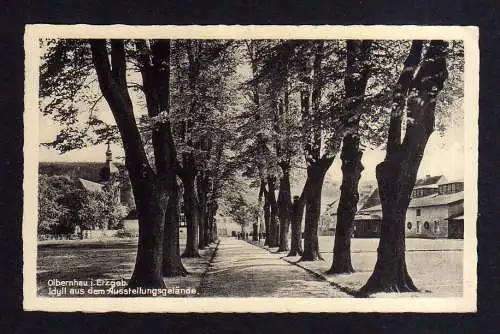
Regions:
[[216, 214, 240, 237], [319, 199, 338, 235], [39, 142, 135, 211], [354, 175, 464, 239], [321, 184, 376, 236]]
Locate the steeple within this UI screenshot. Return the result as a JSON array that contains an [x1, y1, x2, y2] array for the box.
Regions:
[[105, 141, 112, 163], [100, 141, 118, 181]]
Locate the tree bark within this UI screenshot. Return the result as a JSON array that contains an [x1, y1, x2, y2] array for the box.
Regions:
[[329, 135, 363, 273], [263, 191, 271, 246], [252, 222, 259, 241], [148, 40, 187, 277], [329, 40, 371, 274], [277, 164, 292, 252], [162, 176, 188, 277], [359, 40, 449, 295], [288, 190, 306, 257], [127, 181, 166, 288], [300, 160, 332, 261]]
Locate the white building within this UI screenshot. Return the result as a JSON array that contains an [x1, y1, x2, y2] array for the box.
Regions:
[[355, 175, 464, 239]]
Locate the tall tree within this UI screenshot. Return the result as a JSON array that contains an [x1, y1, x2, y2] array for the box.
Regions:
[[247, 40, 348, 260], [274, 84, 294, 252], [328, 40, 373, 274], [359, 40, 449, 295], [170, 39, 238, 253], [173, 40, 203, 257], [298, 41, 340, 261], [92, 39, 183, 285], [240, 40, 276, 245], [40, 39, 188, 288], [134, 40, 187, 277]]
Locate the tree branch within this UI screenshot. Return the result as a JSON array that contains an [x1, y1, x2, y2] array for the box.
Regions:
[[89, 39, 154, 180], [386, 40, 424, 159], [110, 40, 128, 89]]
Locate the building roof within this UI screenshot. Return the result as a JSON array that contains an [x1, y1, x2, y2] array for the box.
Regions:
[[39, 161, 125, 183], [359, 175, 454, 211], [325, 199, 339, 214], [354, 213, 382, 220], [409, 191, 463, 207], [360, 188, 380, 210], [446, 211, 464, 220], [361, 191, 464, 212], [325, 191, 375, 216], [442, 178, 464, 185], [416, 184, 439, 189], [414, 175, 446, 187], [78, 178, 104, 192]]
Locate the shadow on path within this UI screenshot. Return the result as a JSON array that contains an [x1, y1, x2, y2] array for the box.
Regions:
[[197, 238, 348, 297]]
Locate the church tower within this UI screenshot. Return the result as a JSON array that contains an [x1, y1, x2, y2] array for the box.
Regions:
[[100, 141, 119, 181], [105, 141, 112, 165]]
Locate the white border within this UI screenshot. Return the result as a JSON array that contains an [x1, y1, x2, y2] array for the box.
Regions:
[[23, 25, 479, 313]]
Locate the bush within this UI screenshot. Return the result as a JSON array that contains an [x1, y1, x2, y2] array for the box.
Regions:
[[38, 175, 130, 236]]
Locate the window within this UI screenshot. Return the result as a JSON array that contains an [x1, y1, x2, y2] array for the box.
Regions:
[[424, 221, 430, 230], [179, 206, 187, 227], [416, 221, 421, 233], [407, 222, 412, 230], [179, 212, 186, 227], [416, 208, 421, 216]]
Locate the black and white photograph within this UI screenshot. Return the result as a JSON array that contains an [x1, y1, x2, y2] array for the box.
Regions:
[[23, 25, 478, 312]]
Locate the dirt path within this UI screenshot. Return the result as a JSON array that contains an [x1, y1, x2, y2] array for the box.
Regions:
[[198, 238, 348, 297]]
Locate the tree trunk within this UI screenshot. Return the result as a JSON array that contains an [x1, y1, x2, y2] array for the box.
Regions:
[[181, 173, 200, 258], [277, 165, 292, 252], [300, 161, 331, 261], [162, 178, 188, 277], [359, 40, 449, 295], [267, 177, 280, 247], [263, 193, 271, 246], [329, 40, 371, 274], [252, 223, 259, 241], [328, 135, 363, 273], [135, 40, 187, 278], [288, 192, 306, 257], [359, 161, 416, 293], [127, 183, 166, 288]]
